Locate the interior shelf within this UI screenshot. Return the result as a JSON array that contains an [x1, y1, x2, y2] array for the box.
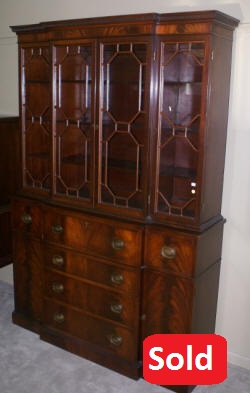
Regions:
[[159, 166, 196, 178]]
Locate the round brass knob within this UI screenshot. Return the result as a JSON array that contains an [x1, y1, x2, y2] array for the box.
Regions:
[[110, 273, 124, 285], [53, 312, 65, 324], [111, 238, 125, 250], [52, 283, 64, 294], [110, 303, 123, 314], [108, 334, 123, 346], [161, 245, 176, 259], [52, 255, 64, 268], [51, 224, 63, 234], [21, 213, 32, 224]]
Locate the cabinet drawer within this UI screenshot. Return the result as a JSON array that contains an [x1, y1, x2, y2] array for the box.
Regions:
[[44, 210, 142, 266], [145, 228, 196, 277], [12, 199, 42, 236], [44, 270, 139, 327], [45, 246, 140, 294], [43, 299, 138, 362]]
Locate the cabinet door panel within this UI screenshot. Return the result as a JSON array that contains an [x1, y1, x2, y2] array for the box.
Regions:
[[53, 42, 94, 202], [12, 233, 43, 323], [21, 45, 51, 192], [154, 41, 206, 220], [141, 269, 193, 339], [98, 41, 150, 214]]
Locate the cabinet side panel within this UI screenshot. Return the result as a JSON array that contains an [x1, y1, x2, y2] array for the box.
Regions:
[[200, 33, 234, 222], [192, 261, 221, 333]]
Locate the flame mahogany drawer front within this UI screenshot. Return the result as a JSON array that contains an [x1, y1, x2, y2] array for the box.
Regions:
[[144, 228, 197, 277], [43, 299, 138, 362], [12, 199, 42, 236], [44, 269, 139, 327], [44, 246, 140, 294], [43, 210, 143, 266]]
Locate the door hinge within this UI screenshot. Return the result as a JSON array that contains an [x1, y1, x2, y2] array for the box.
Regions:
[[211, 50, 214, 61], [153, 51, 156, 61]]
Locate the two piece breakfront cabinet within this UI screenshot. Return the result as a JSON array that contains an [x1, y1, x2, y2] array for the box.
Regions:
[[11, 11, 238, 392]]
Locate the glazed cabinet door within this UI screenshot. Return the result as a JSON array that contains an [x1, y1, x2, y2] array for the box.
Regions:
[[52, 41, 95, 203], [97, 39, 151, 216], [20, 44, 51, 193], [152, 39, 208, 223]]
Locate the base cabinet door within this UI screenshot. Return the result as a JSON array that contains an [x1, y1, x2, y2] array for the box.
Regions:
[[141, 269, 194, 339], [12, 232, 43, 329]]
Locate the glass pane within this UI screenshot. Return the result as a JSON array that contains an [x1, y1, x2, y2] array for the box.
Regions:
[[22, 46, 51, 190], [54, 44, 93, 200], [99, 42, 147, 210], [156, 42, 205, 218]]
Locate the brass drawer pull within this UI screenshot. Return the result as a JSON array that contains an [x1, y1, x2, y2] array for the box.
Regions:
[[51, 224, 63, 234], [161, 245, 176, 259], [21, 213, 32, 224], [52, 255, 64, 267], [108, 334, 123, 346], [110, 273, 124, 285], [53, 312, 65, 324], [110, 303, 123, 314], [52, 283, 64, 294], [111, 238, 125, 250]]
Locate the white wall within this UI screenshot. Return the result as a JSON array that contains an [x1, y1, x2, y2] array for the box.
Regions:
[[1, 0, 250, 372]]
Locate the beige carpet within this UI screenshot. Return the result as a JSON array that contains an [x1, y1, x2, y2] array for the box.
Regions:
[[0, 280, 249, 393]]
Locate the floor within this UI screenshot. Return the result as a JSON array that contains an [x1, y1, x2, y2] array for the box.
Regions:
[[0, 280, 249, 393]]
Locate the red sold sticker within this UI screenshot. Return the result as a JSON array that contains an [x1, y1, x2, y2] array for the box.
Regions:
[[143, 334, 227, 386]]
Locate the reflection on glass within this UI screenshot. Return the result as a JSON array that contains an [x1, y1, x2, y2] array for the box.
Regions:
[[22, 46, 51, 190], [99, 42, 148, 211], [54, 44, 93, 200], [157, 42, 205, 218]]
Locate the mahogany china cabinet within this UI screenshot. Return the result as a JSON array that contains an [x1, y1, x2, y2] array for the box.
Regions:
[[0, 116, 19, 267], [11, 11, 238, 393]]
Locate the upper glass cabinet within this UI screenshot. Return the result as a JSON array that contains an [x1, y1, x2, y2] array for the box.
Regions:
[[155, 41, 205, 219], [21, 45, 51, 192], [53, 42, 94, 202], [98, 41, 149, 213]]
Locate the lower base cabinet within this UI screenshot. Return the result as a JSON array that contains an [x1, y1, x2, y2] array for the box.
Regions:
[[12, 196, 223, 392]]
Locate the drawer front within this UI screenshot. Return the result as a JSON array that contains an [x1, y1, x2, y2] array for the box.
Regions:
[[45, 246, 140, 294], [145, 228, 196, 277], [44, 210, 142, 266], [12, 199, 42, 236], [43, 299, 138, 362], [44, 270, 139, 327]]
